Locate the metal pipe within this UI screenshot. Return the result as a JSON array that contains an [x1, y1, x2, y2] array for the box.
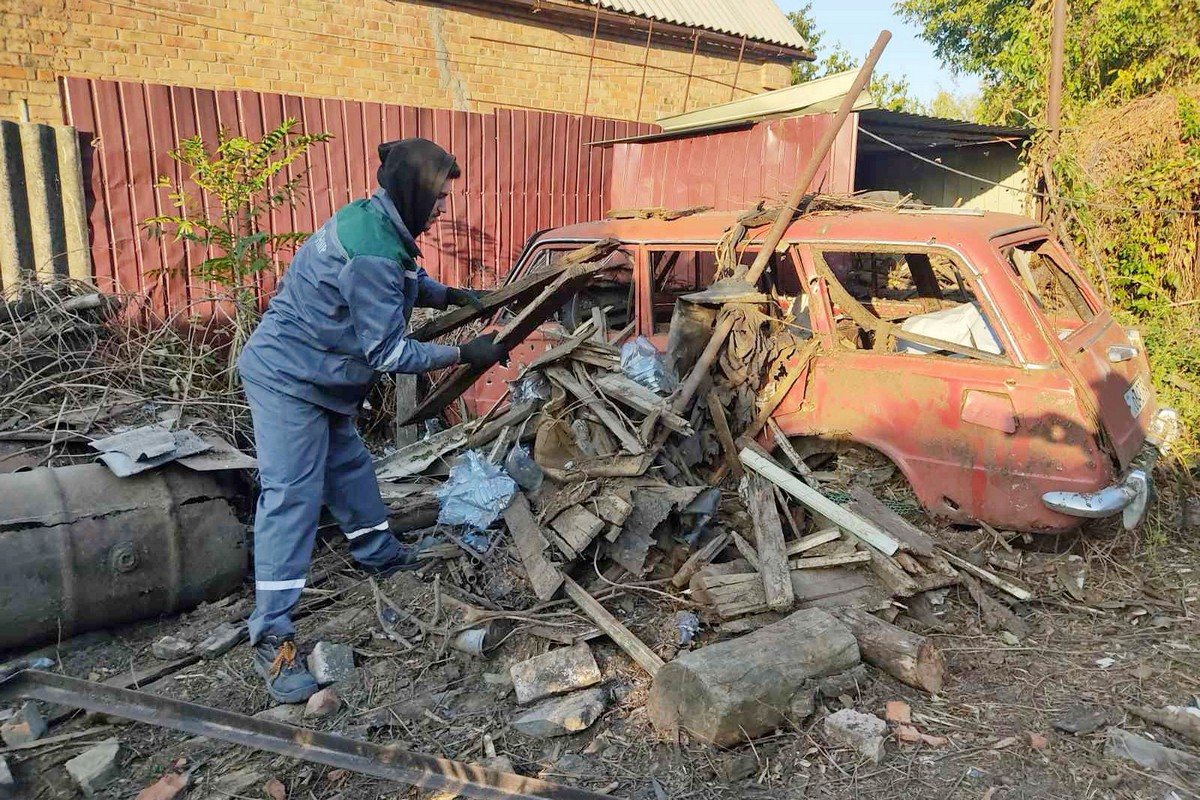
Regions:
[[669, 30, 893, 417], [729, 36, 747, 101], [1047, 0, 1067, 141], [682, 30, 701, 114], [581, 5, 601, 117], [635, 20, 654, 121], [0, 670, 610, 800]]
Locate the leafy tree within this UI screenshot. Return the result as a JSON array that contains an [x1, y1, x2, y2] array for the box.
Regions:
[[787, 4, 925, 113], [927, 89, 984, 121], [897, 0, 1200, 124]]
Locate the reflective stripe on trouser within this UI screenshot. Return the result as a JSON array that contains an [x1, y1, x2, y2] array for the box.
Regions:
[[244, 378, 405, 644]]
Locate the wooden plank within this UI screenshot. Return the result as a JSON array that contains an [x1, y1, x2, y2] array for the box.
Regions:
[[463, 402, 536, 450], [591, 493, 633, 526], [847, 487, 936, 556], [740, 445, 900, 556], [766, 418, 819, 487], [549, 505, 605, 554], [670, 532, 730, 588], [789, 551, 873, 570], [594, 372, 693, 436], [730, 532, 761, 571], [410, 238, 618, 342], [403, 256, 615, 424], [694, 572, 768, 619], [526, 320, 598, 371], [743, 473, 793, 612], [545, 366, 643, 455], [939, 548, 1033, 601], [375, 426, 468, 481], [502, 493, 564, 601], [562, 575, 663, 677], [707, 393, 744, 479], [785, 528, 841, 556]]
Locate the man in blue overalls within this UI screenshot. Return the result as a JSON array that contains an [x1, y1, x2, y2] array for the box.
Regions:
[[238, 138, 503, 703]]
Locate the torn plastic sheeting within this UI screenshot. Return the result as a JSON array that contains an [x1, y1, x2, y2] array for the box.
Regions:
[[896, 303, 1002, 357], [620, 336, 677, 394], [510, 372, 551, 406], [435, 450, 518, 530]]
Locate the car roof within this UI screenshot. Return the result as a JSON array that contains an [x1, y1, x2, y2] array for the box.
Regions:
[[538, 209, 1044, 246]]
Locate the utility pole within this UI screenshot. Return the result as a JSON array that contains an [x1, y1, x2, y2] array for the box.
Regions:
[[1047, 0, 1067, 141]]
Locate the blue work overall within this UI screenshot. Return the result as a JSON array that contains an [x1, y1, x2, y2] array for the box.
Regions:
[[238, 189, 460, 644]]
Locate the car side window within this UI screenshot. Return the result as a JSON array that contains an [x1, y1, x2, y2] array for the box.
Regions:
[[813, 248, 1007, 362], [646, 249, 719, 334], [1005, 240, 1095, 336]]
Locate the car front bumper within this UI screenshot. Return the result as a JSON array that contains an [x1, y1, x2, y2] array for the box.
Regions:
[[1042, 408, 1180, 530]]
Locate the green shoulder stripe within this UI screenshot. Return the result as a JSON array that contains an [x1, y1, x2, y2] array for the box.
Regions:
[[333, 200, 415, 265]]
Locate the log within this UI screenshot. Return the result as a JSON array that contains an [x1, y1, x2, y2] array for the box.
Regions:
[[740, 444, 901, 556], [829, 607, 945, 694], [647, 608, 860, 745], [561, 575, 663, 677], [742, 473, 794, 612]]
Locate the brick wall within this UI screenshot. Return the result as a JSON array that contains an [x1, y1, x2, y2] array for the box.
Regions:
[[3, 0, 796, 125]]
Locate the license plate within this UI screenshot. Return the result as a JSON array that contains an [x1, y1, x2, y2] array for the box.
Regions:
[[1124, 376, 1149, 418]]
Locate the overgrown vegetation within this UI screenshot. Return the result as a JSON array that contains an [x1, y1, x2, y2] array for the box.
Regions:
[[144, 119, 330, 362]]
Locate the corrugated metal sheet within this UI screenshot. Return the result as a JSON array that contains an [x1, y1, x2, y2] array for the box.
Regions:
[[60, 77, 654, 318], [593, 0, 808, 49], [608, 114, 856, 209]]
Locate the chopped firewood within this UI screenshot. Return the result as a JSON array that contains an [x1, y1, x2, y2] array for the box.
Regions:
[[960, 571, 1029, 640], [740, 444, 901, 556], [593, 373, 694, 436], [590, 493, 633, 527], [561, 575, 663, 677], [502, 493, 564, 602], [545, 366, 644, 455], [670, 532, 731, 589], [786, 529, 840, 557], [847, 487, 936, 556], [730, 532, 761, 571], [741, 473, 794, 612], [549, 505, 605, 555], [939, 549, 1033, 601], [693, 572, 769, 620], [830, 607, 945, 694], [707, 393, 744, 479], [790, 551, 874, 570]]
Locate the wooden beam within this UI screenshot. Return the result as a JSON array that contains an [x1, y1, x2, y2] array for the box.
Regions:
[[707, 393, 743, 479], [785, 528, 840, 557], [546, 366, 643, 455], [739, 444, 901, 556], [594, 372, 693, 436], [743, 473, 793, 611], [503, 493, 564, 601]]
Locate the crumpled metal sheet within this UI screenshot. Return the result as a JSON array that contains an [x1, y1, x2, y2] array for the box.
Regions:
[[90, 425, 211, 477]]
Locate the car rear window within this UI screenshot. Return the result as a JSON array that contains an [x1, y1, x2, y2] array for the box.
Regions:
[[1004, 240, 1096, 338]]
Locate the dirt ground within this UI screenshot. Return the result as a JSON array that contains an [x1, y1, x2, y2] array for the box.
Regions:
[[4, 492, 1199, 800]]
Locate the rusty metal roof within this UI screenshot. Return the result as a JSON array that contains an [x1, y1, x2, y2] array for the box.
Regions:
[[588, 0, 809, 50]]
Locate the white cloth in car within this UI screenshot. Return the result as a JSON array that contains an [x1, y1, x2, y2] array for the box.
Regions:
[[896, 302, 1002, 356]]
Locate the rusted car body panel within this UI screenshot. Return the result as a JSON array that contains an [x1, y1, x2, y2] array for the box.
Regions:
[[463, 210, 1163, 533]]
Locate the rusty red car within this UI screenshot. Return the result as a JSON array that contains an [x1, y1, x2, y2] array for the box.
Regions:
[[464, 208, 1177, 533]]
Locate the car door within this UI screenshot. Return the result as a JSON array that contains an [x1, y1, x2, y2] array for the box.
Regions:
[[776, 243, 1105, 530]]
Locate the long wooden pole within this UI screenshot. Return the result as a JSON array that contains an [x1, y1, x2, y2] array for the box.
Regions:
[[669, 31, 893, 417]]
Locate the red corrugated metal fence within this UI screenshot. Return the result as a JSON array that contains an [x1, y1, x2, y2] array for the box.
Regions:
[[608, 116, 857, 209], [61, 77, 656, 317]]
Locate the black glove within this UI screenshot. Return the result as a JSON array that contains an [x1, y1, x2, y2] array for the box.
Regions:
[[446, 287, 485, 310], [458, 332, 508, 368]]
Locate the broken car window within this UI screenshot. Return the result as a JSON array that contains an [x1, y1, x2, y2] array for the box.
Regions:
[[560, 258, 635, 333], [647, 249, 719, 333], [1005, 240, 1095, 336], [815, 248, 1006, 361]]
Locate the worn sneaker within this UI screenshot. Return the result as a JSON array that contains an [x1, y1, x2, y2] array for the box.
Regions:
[[254, 636, 319, 704]]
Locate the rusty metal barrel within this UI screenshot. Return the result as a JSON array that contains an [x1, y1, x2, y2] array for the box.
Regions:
[[0, 464, 248, 652]]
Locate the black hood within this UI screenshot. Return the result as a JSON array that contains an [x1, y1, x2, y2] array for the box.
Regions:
[[376, 138, 457, 239]]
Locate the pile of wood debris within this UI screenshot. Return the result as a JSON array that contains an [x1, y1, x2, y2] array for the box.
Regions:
[[370, 235, 1041, 741]]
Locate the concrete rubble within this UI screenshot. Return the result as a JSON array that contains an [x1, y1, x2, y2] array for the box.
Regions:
[[65, 737, 122, 796], [151, 635, 194, 661], [509, 643, 602, 704], [308, 641, 356, 685], [824, 709, 888, 764], [511, 687, 610, 739], [0, 701, 45, 747]]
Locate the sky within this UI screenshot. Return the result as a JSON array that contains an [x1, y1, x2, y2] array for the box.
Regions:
[[776, 0, 981, 105]]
